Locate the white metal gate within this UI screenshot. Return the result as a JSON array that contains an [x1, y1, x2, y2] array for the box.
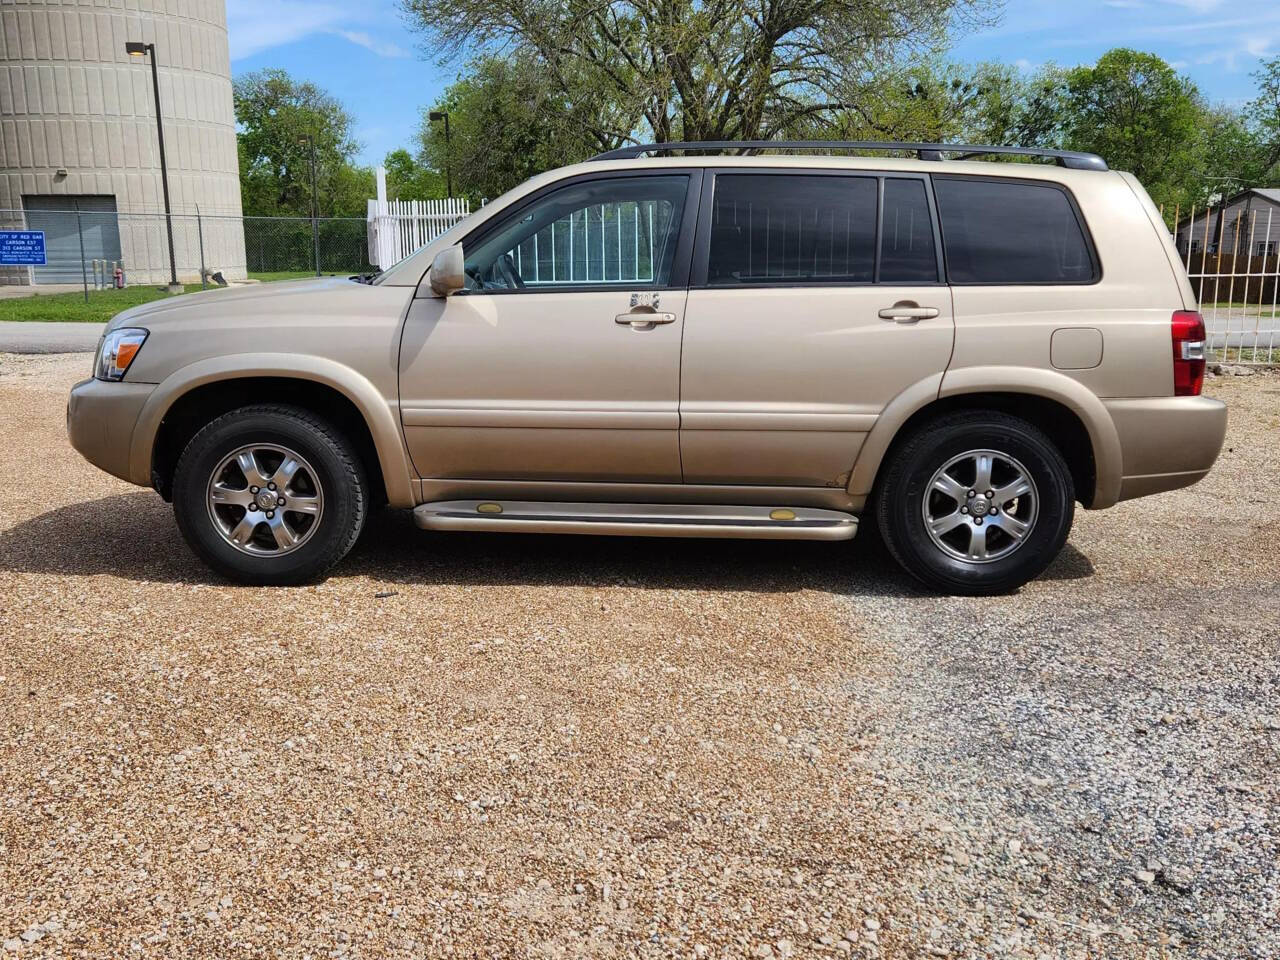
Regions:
[[1170, 201, 1279, 365]]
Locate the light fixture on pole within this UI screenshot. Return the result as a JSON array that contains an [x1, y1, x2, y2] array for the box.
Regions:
[[429, 110, 452, 198], [126, 41, 181, 293], [298, 134, 321, 276]]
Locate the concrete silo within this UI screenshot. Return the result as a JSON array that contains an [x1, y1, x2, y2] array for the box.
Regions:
[[0, 0, 246, 285]]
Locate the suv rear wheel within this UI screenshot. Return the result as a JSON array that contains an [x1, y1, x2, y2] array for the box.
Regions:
[[172, 405, 368, 585], [876, 412, 1074, 594]]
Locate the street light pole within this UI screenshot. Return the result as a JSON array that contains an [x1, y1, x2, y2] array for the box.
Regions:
[[125, 41, 181, 293], [429, 110, 452, 198], [299, 134, 320, 276]]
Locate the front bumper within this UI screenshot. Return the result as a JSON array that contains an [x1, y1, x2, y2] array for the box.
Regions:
[[1104, 395, 1228, 501], [67, 377, 156, 485]]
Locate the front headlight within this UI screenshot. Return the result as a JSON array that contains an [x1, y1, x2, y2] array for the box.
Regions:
[[95, 328, 148, 381]]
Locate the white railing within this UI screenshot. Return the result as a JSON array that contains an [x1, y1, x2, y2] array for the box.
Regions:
[[367, 196, 471, 270], [1168, 201, 1279, 365]]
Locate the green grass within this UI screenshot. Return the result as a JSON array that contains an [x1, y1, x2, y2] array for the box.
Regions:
[[247, 270, 317, 282], [247, 270, 363, 282], [1200, 302, 1279, 315], [1214, 349, 1280, 365], [0, 284, 208, 323]]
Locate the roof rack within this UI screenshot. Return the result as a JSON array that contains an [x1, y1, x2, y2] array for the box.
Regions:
[[592, 140, 1108, 171]]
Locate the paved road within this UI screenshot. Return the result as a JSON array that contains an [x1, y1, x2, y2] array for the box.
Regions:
[[0, 321, 103, 354]]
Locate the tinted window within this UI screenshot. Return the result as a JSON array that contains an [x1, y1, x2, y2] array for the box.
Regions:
[[934, 177, 1096, 284], [880, 179, 938, 282], [707, 175, 876, 284], [464, 175, 688, 290]]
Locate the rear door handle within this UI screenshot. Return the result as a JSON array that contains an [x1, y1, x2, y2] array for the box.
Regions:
[[878, 302, 940, 323], [615, 310, 677, 327]]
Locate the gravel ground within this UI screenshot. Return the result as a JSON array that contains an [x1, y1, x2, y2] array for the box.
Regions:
[[1, 354, 1277, 960]]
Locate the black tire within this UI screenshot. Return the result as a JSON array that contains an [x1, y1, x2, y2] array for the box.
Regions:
[[172, 404, 368, 585], [875, 411, 1075, 595]]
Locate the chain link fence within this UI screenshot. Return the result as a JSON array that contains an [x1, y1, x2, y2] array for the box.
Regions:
[[0, 208, 378, 292]]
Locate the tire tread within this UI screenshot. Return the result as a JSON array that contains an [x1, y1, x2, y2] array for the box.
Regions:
[[172, 404, 367, 584], [874, 410, 1074, 595]]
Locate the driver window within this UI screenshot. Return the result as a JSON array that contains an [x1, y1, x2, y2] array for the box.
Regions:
[[463, 175, 688, 292]]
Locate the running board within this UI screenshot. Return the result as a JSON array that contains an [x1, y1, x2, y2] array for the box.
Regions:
[[413, 500, 858, 541]]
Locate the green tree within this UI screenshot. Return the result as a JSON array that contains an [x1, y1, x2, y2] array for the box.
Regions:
[[802, 61, 1064, 146], [400, 0, 995, 146], [234, 69, 373, 217], [383, 148, 446, 201], [1058, 49, 1204, 209], [418, 55, 597, 200], [1243, 56, 1280, 181]]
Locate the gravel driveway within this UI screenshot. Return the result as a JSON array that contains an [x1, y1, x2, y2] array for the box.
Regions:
[[1, 354, 1277, 960]]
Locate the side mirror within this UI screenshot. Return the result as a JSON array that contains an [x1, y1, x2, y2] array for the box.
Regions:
[[423, 244, 465, 298]]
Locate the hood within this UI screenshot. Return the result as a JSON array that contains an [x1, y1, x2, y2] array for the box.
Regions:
[[106, 277, 361, 332]]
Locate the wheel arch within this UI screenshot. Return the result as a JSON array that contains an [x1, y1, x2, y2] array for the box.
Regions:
[[132, 355, 416, 508], [848, 368, 1123, 509]]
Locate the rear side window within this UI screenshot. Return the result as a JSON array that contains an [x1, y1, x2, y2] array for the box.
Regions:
[[880, 179, 938, 283], [933, 177, 1097, 284], [706, 175, 877, 284]]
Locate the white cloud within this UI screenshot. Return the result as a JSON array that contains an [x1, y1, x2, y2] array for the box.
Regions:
[[226, 0, 407, 60], [327, 29, 409, 58], [1158, 0, 1228, 12]]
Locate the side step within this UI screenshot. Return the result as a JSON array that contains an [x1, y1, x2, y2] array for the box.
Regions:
[[413, 500, 858, 541]]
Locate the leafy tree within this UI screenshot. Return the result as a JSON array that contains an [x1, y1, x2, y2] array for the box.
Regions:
[[400, 0, 996, 146], [1057, 49, 1204, 209], [1244, 56, 1280, 181], [382, 148, 446, 201], [234, 69, 373, 218], [418, 55, 597, 200], [801, 61, 1063, 146]]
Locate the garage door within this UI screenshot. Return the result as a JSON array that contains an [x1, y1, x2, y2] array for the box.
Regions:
[[22, 195, 122, 285]]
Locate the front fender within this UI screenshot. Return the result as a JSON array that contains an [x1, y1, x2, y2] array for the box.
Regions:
[[846, 367, 1124, 510], [128, 353, 416, 508]]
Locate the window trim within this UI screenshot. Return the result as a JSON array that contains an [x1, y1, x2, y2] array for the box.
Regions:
[[451, 169, 704, 296], [689, 168, 946, 289], [931, 173, 1103, 287]]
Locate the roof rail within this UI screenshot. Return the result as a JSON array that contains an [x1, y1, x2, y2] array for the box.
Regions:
[[591, 140, 1109, 171]]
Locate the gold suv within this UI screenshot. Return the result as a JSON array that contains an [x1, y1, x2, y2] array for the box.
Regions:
[[67, 141, 1227, 594]]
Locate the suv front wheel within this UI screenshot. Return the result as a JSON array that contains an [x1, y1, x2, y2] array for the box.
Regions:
[[876, 412, 1075, 595], [172, 405, 368, 585]]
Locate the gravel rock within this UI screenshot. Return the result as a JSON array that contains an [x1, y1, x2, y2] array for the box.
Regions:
[[1, 355, 1276, 958]]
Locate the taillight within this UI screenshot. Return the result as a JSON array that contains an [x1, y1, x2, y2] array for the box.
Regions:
[[1171, 310, 1206, 397]]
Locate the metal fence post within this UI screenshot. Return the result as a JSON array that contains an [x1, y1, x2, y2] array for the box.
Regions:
[[74, 201, 88, 303], [196, 204, 207, 290]]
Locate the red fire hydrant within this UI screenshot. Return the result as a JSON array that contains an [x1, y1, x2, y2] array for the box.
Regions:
[[114, 265, 124, 289]]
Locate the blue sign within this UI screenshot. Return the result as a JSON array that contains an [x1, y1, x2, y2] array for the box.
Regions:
[[0, 231, 47, 265]]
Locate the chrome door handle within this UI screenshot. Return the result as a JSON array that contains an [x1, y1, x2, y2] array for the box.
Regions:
[[878, 303, 940, 323], [615, 310, 677, 327]]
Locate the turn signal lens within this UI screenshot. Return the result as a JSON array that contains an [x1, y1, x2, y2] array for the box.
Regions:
[[95, 327, 149, 381], [1171, 311, 1205, 397]]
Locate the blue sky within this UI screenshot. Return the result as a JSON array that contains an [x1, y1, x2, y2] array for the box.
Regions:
[[227, 0, 1280, 168]]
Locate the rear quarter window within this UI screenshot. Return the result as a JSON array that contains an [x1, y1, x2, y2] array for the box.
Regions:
[[933, 177, 1098, 284]]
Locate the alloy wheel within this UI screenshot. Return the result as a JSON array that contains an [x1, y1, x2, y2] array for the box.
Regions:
[[921, 448, 1039, 563], [205, 443, 324, 556]]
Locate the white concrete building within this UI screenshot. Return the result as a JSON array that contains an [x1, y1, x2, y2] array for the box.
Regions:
[[0, 0, 246, 285]]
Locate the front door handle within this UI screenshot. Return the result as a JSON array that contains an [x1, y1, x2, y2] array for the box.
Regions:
[[615, 309, 677, 327], [878, 302, 940, 323]]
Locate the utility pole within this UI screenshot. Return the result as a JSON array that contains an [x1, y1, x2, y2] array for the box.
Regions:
[[429, 110, 452, 198], [299, 134, 321, 276], [126, 41, 181, 292]]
